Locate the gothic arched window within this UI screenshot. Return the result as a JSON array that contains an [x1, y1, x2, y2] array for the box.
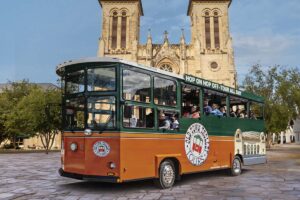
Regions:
[[159, 64, 173, 73], [214, 11, 220, 48], [121, 11, 127, 49], [111, 11, 118, 49], [204, 11, 211, 49]]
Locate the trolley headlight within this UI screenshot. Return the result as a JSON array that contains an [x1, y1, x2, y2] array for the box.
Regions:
[[109, 162, 116, 169], [84, 129, 92, 136], [70, 143, 78, 152]]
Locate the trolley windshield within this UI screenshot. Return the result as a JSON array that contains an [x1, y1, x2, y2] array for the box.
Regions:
[[62, 63, 117, 131]]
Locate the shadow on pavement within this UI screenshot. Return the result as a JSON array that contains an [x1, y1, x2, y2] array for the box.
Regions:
[[59, 168, 253, 192]]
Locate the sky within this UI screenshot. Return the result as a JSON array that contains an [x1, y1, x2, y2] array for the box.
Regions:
[[0, 0, 299, 85]]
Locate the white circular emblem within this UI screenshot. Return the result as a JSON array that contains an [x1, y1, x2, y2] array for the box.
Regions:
[[93, 141, 110, 157], [185, 123, 209, 166]]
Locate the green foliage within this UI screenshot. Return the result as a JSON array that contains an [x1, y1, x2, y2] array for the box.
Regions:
[[18, 88, 62, 134], [17, 87, 62, 153], [0, 81, 37, 146], [0, 81, 62, 151], [242, 64, 300, 133]]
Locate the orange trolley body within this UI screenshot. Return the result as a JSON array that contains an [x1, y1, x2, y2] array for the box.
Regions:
[[61, 131, 234, 183]]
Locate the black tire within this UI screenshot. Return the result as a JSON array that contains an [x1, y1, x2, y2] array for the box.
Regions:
[[230, 156, 242, 176], [154, 159, 176, 189]]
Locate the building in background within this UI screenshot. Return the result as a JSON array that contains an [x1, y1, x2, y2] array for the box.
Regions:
[[97, 0, 237, 87], [293, 118, 300, 143]]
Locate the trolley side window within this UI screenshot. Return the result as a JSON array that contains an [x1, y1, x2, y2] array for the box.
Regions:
[[157, 110, 180, 131], [123, 105, 154, 129], [229, 96, 248, 118], [154, 77, 177, 106], [182, 84, 200, 118], [203, 89, 227, 117], [123, 69, 151, 103], [249, 102, 264, 120]]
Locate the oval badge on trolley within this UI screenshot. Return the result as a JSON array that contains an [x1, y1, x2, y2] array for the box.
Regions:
[[185, 123, 210, 166], [93, 141, 111, 157]]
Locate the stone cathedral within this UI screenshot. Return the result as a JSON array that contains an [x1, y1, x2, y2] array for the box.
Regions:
[[97, 0, 237, 87]]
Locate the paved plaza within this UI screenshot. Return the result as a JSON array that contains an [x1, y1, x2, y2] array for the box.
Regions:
[[0, 144, 299, 200]]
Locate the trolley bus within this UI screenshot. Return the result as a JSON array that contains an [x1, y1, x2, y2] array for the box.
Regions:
[[57, 57, 266, 188]]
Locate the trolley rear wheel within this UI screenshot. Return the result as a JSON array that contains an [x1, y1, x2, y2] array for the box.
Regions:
[[154, 159, 176, 189], [231, 156, 242, 176]]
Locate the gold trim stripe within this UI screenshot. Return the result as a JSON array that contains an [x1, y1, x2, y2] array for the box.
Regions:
[[64, 132, 234, 141]]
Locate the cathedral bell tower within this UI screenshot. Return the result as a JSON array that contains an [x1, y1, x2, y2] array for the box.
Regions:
[[97, 0, 143, 62], [188, 0, 236, 87]]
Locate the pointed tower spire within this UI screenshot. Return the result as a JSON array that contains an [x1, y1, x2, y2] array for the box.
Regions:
[[180, 29, 187, 60], [146, 28, 153, 65], [164, 30, 169, 43], [148, 28, 151, 38], [180, 28, 186, 44], [147, 28, 152, 44]]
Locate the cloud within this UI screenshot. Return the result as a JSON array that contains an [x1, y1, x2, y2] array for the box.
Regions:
[[233, 32, 300, 83], [234, 34, 294, 54]]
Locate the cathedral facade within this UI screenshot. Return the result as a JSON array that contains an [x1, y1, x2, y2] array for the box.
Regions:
[[97, 0, 237, 87]]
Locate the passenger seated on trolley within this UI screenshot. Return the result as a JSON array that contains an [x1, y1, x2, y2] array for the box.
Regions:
[[236, 108, 246, 118], [170, 114, 179, 130], [190, 106, 200, 118], [230, 107, 237, 117], [210, 104, 224, 117], [159, 113, 171, 130], [182, 107, 190, 118], [129, 114, 138, 127], [220, 107, 227, 117], [204, 100, 212, 115]]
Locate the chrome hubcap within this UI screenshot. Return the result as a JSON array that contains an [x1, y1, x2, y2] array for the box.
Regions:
[[233, 159, 241, 174], [162, 165, 174, 185]]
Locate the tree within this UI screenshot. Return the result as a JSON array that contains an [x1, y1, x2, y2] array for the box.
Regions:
[[0, 94, 8, 145], [242, 64, 300, 144], [0, 81, 37, 148], [18, 87, 62, 154]]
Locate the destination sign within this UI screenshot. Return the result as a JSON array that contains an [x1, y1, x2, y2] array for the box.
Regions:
[[184, 74, 242, 96]]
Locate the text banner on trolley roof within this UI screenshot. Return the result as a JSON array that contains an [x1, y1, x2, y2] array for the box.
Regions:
[[184, 74, 242, 96]]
